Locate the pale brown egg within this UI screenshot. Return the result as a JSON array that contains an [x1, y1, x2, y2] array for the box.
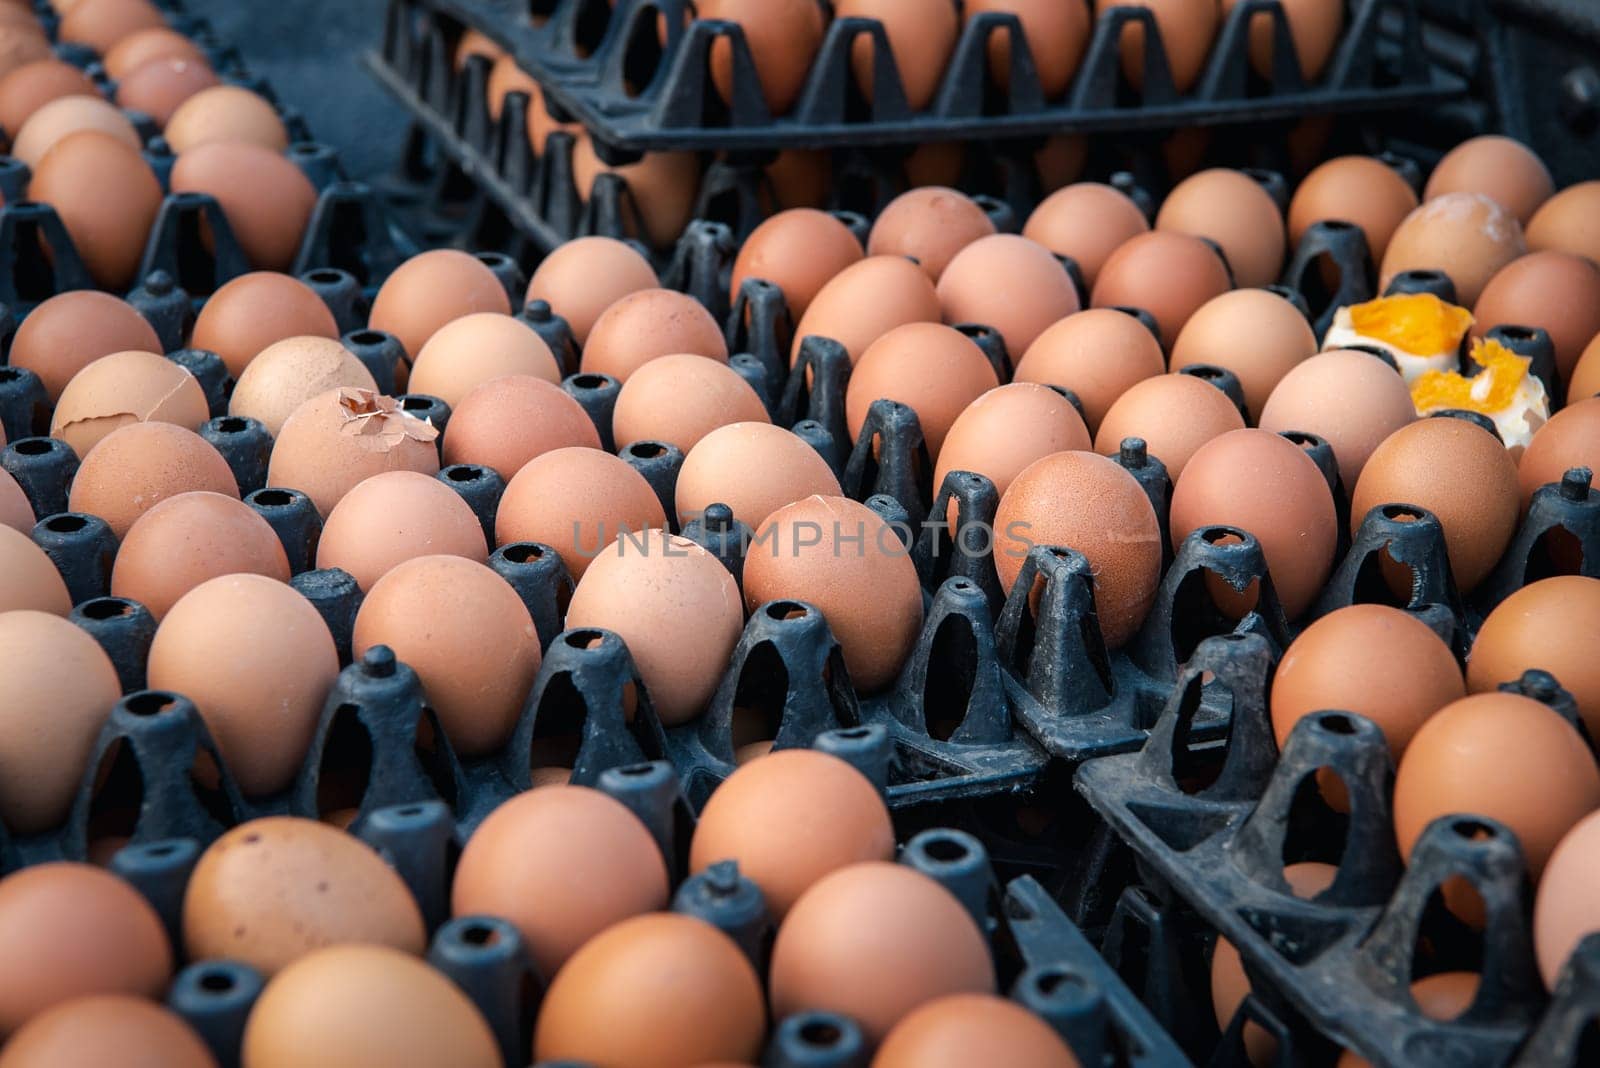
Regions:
[[0, 465, 25, 531], [8, 290, 161, 401], [846, 322, 999, 458], [452, 27, 502, 69], [0, 59, 96, 136], [937, 234, 1080, 364], [242, 945, 499, 1068], [0, 864, 170, 1036], [1469, 577, 1600, 738], [613, 354, 768, 453], [452, 785, 670, 978], [967, 0, 1089, 98], [229, 336, 376, 436], [1170, 289, 1316, 422], [869, 187, 996, 282], [1380, 193, 1526, 307], [1170, 428, 1338, 618], [57, 0, 163, 54], [572, 139, 700, 249], [1096, 0, 1217, 92], [370, 249, 512, 359], [874, 993, 1078, 1068], [444, 374, 600, 477], [0, 612, 120, 833], [114, 55, 219, 126], [836, 0, 958, 110], [935, 383, 1090, 503], [190, 272, 340, 378], [1534, 810, 1600, 989], [29, 131, 162, 289], [675, 422, 841, 531], [316, 470, 487, 591], [1473, 251, 1600, 382], [9, 95, 139, 168], [496, 447, 666, 580], [486, 52, 536, 120], [408, 312, 559, 408], [731, 208, 862, 319], [1226, 0, 1343, 79], [1014, 309, 1166, 433], [1526, 181, 1600, 264], [162, 84, 287, 153], [1158, 169, 1287, 289], [50, 349, 208, 457], [170, 141, 318, 271], [770, 862, 995, 1043], [527, 80, 582, 153], [1425, 135, 1554, 225], [1092, 231, 1233, 350], [1093, 373, 1245, 478], [1519, 398, 1600, 509], [69, 422, 238, 537], [1350, 417, 1519, 593], [702, 0, 823, 115], [792, 254, 942, 366], [580, 288, 728, 382], [1288, 155, 1419, 263], [147, 574, 339, 796], [765, 147, 831, 209], [0, 996, 216, 1068], [112, 491, 290, 620], [0, 528, 70, 614], [353, 555, 540, 755], [567, 531, 743, 725], [1258, 349, 1415, 486], [525, 236, 658, 346], [267, 388, 440, 518], [0, 27, 51, 88], [1022, 183, 1150, 288], [994, 451, 1163, 644], [103, 27, 204, 81]]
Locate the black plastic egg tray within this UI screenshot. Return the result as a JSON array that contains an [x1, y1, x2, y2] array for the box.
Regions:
[[389, 0, 1465, 154]]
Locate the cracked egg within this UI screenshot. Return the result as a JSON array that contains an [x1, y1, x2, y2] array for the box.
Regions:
[[1411, 338, 1549, 454], [1323, 292, 1474, 384]]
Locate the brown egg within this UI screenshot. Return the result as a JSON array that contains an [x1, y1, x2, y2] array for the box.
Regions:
[[267, 388, 440, 517], [1425, 136, 1554, 225], [170, 141, 317, 271], [836, 0, 957, 110], [9, 290, 161, 401], [994, 451, 1163, 644], [0, 528, 70, 614], [770, 862, 995, 1042], [792, 254, 943, 366], [1534, 810, 1600, 989], [1258, 350, 1415, 486], [0, 996, 216, 1068], [1158, 169, 1287, 289], [536, 913, 765, 1068], [29, 131, 161, 289], [162, 84, 287, 153], [112, 491, 290, 620], [1526, 181, 1600, 264], [766, 147, 830, 210], [70, 422, 238, 537], [316, 470, 487, 591], [408, 313, 559, 408], [370, 250, 512, 359], [731, 208, 862, 319], [0, 27, 50, 87], [567, 531, 743, 725], [0, 59, 95, 136], [114, 55, 218, 126], [486, 52, 536, 120], [1350, 417, 1519, 593], [1519, 398, 1600, 510], [675, 422, 841, 531], [1334, 977, 1479, 1066], [496, 447, 665, 580], [229, 336, 376, 437], [1380, 193, 1527, 307], [242, 945, 499, 1068], [1096, 0, 1217, 92], [846, 323, 999, 458], [869, 187, 996, 282], [0, 864, 170, 1036], [613, 353, 769, 453], [967, 0, 1089, 98], [103, 26, 204, 81], [744, 496, 922, 690], [1221, 0, 1342, 80], [572, 140, 699, 250], [525, 236, 658, 346], [691, 750, 893, 919], [1170, 289, 1316, 422], [1473, 251, 1600, 382], [527, 80, 582, 152], [453, 26, 502, 69], [1572, 333, 1600, 402], [0, 612, 120, 833], [935, 383, 1090, 505], [451, 785, 670, 977], [1034, 134, 1087, 191], [905, 140, 964, 188], [1022, 183, 1150, 289], [937, 234, 1080, 364], [1393, 692, 1600, 880], [1288, 156, 1419, 263], [58, 0, 163, 54], [9, 95, 139, 168], [444, 374, 600, 477], [1171, 429, 1338, 619], [353, 555, 539, 755], [50, 349, 207, 457], [1092, 231, 1233, 350], [874, 993, 1078, 1068], [1094, 373, 1245, 478], [1469, 577, 1600, 738], [0, 465, 26, 531], [147, 574, 339, 796], [190, 272, 340, 378], [580, 289, 728, 383], [701, 0, 823, 115], [1014, 309, 1165, 434]]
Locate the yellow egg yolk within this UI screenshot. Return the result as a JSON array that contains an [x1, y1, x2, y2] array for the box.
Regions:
[[1349, 293, 1475, 355], [1411, 339, 1530, 415]]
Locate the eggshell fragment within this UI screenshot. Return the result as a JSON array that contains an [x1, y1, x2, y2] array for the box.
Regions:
[[111, 491, 290, 620], [316, 470, 487, 591], [69, 422, 239, 538], [846, 322, 999, 458], [8, 290, 162, 402], [190, 272, 341, 379], [51, 350, 208, 458], [266, 388, 441, 518], [580, 288, 728, 382], [0, 528, 69, 614], [408, 312, 559, 407], [731, 209, 862, 320], [937, 234, 1080, 364], [1094, 373, 1245, 478], [370, 249, 512, 359], [443, 374, 600, 477], [675, 422, 841, 531], [0, 996, 217, 1068], [525, 236, 657, 346], [229, 336, 376, 437], [495, 447, 665, 581], [1469, 577, 1600, 739], [869, 187, 996, 282]]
